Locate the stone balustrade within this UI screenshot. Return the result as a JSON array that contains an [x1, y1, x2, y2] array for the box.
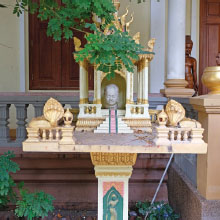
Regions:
[[154, 126, 204, 146]]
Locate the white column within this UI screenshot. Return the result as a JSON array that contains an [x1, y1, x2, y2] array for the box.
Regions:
[[150, 0, 166, 93], [142, 60, 148, 104], [191, 0, 199, 60], [137, 70, 142, 104], [96, 71, 102, 104], [130, 73, 134, 103], [93, 68, 97, 104], [79, 61, 88, 104], [163, 0, 194, 97], [126, 71, 131, 104], [167, 0, 186, 80]]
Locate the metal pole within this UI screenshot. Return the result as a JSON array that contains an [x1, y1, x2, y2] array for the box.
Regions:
[[144, 153, 174, 220]]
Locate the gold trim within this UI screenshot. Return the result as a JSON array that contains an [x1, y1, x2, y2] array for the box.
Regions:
[[90, 153, 137, 166], [142, 99, 148, 104], [126, 99, 133, 104], [123, 118, 151, 127], [96, 99, 102, 104], [95, 172, 132, 177], [137, 98, 142, 103], [79, 98, 89, 104], [79, 59, 88, 70]]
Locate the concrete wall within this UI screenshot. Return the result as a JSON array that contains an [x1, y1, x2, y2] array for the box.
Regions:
[[0, 0, 21, 92]]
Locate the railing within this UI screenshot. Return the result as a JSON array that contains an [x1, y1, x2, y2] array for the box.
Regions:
[[0, 92, 80, 146]]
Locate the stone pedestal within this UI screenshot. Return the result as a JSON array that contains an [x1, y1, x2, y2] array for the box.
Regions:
[[190, 94, 220, 199], [162, 0, 194, 97], [90, 152, 137, 220]]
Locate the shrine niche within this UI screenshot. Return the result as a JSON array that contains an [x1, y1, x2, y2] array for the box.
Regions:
[[101, 73, 126, 110]]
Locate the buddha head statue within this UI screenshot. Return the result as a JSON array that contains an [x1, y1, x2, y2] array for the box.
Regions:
[[104, 84, 119, 109]]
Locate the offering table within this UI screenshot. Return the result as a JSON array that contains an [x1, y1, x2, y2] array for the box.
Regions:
[[23, 130, 207, 220]]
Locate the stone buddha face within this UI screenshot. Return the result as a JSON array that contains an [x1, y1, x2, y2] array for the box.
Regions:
[[104, 84, 119, 109]]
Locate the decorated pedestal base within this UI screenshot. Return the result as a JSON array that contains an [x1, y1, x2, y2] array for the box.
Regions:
[[90, 153, 137, 220]]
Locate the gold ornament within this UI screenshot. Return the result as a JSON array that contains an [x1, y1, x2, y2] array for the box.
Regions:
[[43, 98, 64, 127], [133, 32, 140, 44], [63, 108, 73, 127], [28, 116, 51, 129], [147, 38, 156, 52], [125, 13, 134, 33], [73, 37, 82, 52], [157, 109, 168, 126], [120, 6, 129, 28], [90, 153, 137, 166], [165, 99, 185, 127]]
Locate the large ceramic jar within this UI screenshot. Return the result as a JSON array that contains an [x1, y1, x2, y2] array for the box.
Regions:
[[202, 66, 220, 94]]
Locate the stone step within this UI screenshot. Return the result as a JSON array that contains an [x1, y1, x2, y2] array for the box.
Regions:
[[99, 123, 129, 128], [94, 116, 133, 134]]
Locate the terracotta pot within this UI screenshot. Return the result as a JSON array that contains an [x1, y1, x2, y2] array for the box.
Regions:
[[202, 66, 220, 94]]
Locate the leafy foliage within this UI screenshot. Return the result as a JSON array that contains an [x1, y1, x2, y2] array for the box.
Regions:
[[0, 151, 19, 208], [12, 0, 144, 77], [129, 201, 180, 220], [0, 151, 54, 219], [15, 183, 54, 220], [76, 24, 143, 80]]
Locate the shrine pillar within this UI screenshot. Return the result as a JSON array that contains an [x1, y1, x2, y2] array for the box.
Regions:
[[142, 60, 149, 104], [79, 60, 89, 104], [94, 68, 102, 105], [126, 71, 131, 104], [191, 94, 220, 199], [162, 0, 194, 97], [137, 71, 143, 104], [90, 153, 137, 220], [130, 72, 134, 103]]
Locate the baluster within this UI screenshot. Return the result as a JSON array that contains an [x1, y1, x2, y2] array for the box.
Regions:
[[177, 130, 181, 141], [0, 104, 11, 143], [14, 104, 29, 142], [183, 130, 188, 141], [33, 103, 44, 117], [42, 129, 46, 140], [49, 129, 53, 140], [85, 106, 89, 114], [170, 130, 174, 141], [56, 129, 60, 140]]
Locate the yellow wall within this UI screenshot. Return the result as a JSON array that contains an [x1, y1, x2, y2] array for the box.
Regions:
[[0, 0, 21, 92]]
